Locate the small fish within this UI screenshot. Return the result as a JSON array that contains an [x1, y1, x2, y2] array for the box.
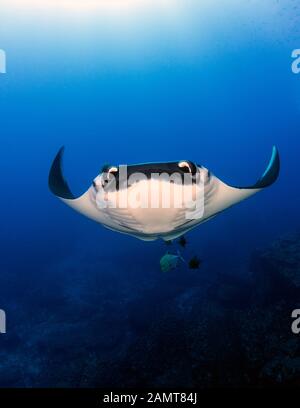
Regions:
[[165, 240, 173, 246], [160, 251, 185, 273], [188, 256, 202, 270], [178, 236, 187, 248]]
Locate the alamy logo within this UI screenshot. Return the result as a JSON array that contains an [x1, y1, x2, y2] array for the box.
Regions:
[[291, 309, 300, 334], [0, 49, 6, 74], [291, 49, 300, 74], [0, 309, 6, 334], [93, 165, 206, 220]]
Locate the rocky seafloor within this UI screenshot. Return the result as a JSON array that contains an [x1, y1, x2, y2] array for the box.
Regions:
[[0, 233, 299, 388]]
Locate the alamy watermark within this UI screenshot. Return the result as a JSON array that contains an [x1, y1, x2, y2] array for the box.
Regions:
[[291, 309, 300, 334], [0, 49, 6, 74], [291, 49, 300, 74], [0, 309, 6, 334], [92, 163, 207, 220]]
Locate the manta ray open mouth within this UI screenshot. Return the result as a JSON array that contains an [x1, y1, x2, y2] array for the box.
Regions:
[[49, 146, 280, 241]]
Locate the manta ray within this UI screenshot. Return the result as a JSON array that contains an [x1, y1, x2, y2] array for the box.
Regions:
[[49, 146, 280, 241]]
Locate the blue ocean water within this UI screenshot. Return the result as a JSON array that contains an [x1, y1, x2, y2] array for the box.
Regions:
[[0, 1, 299, 387]]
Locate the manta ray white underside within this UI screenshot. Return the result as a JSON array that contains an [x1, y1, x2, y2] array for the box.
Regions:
[[49, 147, 280, 241]]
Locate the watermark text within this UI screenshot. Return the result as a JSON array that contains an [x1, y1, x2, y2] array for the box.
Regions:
[[92, 165, 207, 220], [0, 49, 6, 74], [291, 309, 300, 334], [291, 49, 300, 74], [0, 309, 6, 334]]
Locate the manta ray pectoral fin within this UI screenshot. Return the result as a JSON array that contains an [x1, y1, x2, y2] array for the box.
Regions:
[[211, 146, 280, 214], [48, 147, 75, 200], [241, 145, 280, 190], [48, 147, 108, 223], [48, 148, 156, 236]]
